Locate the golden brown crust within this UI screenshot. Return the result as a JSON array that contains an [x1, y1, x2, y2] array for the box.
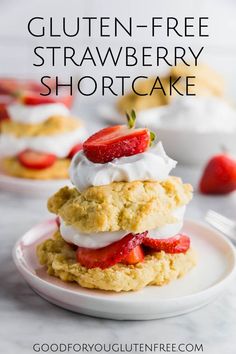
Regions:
[[37, 231, 197, 292], [1, 115, 82, 137], [47, 177, 193, 233], [2, 157, 70, 179]]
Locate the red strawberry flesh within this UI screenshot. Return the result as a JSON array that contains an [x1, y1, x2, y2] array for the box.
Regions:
[[76, 231, 147, 269], [121, 245, 145, 265], [199, 154, 236, 194], [0, 78, 56, 95], [20, 91, 73, 108], [0, 95, 13, 121], [18, 149, 56, 170], [83, 125, 150, 163], [143, 234, 190, 254], [67, 143, 83, 159]]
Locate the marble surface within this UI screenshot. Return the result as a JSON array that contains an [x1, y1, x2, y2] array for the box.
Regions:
[[1, 100, 236, 354]]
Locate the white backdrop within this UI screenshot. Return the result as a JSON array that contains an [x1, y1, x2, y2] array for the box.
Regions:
[[0, 0, 235, 98]]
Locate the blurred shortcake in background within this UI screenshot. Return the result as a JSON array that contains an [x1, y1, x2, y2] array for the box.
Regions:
[[0, 83, 86, 179]]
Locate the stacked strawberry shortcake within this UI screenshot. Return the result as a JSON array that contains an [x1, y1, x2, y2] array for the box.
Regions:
[[37, 113, 196, 292], [0, 95, 86, 179]]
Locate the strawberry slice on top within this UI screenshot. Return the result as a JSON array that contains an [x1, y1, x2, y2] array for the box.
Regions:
[[21, 93, 56, 106], [18, 90, 73, 108], [83, 110, 155, 163]]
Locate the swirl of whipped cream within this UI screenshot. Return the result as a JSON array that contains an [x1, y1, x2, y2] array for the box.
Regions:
[[60, 206, 186, 249], [0, 127, 87, 158], [70, 142, 177, 192], [7, 103, 70, 124]]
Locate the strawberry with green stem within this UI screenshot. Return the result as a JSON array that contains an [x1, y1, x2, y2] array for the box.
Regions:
[[83, 110, 156, 163]]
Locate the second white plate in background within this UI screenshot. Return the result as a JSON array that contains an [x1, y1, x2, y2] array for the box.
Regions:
[[0, 169, 71, 198]]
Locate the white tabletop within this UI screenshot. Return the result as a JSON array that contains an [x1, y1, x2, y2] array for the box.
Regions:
[[1, 98, 236, 354]]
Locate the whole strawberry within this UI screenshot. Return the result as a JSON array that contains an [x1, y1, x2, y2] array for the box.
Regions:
[[199, 154, 236, 194]]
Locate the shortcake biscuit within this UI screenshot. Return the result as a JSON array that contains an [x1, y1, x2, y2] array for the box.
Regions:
[[1, 115, 82, 137], [48, 177, 193, 234], [37, 231, 197, 292]]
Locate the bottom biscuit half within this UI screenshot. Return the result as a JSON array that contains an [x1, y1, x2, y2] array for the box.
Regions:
[[37, 231, 197, 292], [2, 157, 70, 180]]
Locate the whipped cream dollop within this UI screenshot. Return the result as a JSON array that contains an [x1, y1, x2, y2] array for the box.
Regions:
[[138, 96, 236, 133], [7, 103, 70, 124], [60, 206, 186, 249], [0, 127, 87, 158], [70, 142, 177, 192]]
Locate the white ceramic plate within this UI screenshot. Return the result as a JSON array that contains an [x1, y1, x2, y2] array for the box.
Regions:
[[13, 219, 236, 320], [0, 166, 71, 198]]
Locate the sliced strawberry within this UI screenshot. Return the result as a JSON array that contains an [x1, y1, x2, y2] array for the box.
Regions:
[[76, 231, 147, 269], [122, 245, 145, 265], [143, 234, 190, 254], [199, 154, 236, 194], [83, 110, 155, 163], [0, 78, 56, 96], [21, 93, 56, 105], [83, 125, 150, 163], [67, 143, 83, 159], [18, 149, 56, 170], [19, 90, 73, 108]]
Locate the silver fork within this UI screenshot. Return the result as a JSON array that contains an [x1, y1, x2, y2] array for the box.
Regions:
[[205, 210, 236, 242]]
